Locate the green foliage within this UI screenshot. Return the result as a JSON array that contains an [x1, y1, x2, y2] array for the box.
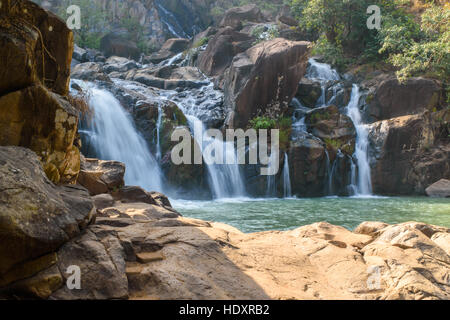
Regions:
[[249, 116, 278, 130], [251, 24, 280, 45], [193, 37, 209, 48], [249, 116, 292, 150]]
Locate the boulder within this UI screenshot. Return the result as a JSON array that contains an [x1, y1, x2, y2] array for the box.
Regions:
[[92, 194, 116, 210], [113, 186, 157, 205], [77, 158, 126, 196], [100, 33, 140, 60], [366, 77, 443, 122], [224, 38, 310, 128], [71, 62, 111, 82], [220, 4, 265, 30], [73, 44, 88, 63], [161, 38, 190, 54], [305, 105, 356, 158], [426, 179, 450, 198], [197, 27, 254, 77], [0, 85, 80, 184], [0, 0, 73, 96], [289, 136, 328, 197], [296, 79, 323, 108], [0, 146, 95, 286], [369, 111, 450, 195]]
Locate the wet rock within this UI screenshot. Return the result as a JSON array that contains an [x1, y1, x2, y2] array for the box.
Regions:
[[296, 79, 322, 108], [73, 44, 88, 63], [161, 38, 190, 54], [113, 186, 157, 205], [426, 179, 450, 198], [71, 62, 111, 82], [305, 105, 356, 158]]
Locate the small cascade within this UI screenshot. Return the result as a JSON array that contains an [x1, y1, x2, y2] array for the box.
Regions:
[[346, 85, 373, 196], [77, 82, 163, 192], [306, 58, 340, 107], [282, 153, 292, 198], [155, 103, 163, 161], [326, 150, 344, 196], [155, 1, 189, 39]]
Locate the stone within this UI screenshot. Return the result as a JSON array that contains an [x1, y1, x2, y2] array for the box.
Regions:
[[100, 33, 140, 60], [114, 186, 156, 205], [426, 179, 450, 198], [197, 27, 254, 77], [0, 85, 80, 184], [224, 38, 310, 128], [296, 79, 322, 108], [0, 146, 95, 285], [78, 158, 126, 196], [161, 38, 190, 54], [0, 0, 73, 96], [366, 77, 443, 122], [71, 62, 111, 82], [220, 4, 265, 30], [92, 194, 116, 210]]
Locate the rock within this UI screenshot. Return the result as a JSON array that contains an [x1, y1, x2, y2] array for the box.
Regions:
[[92, 194, 115, 210], [113, 186, 156, 205], [102, 56, 138, 74], [426, 179, 450, 198], [366, 77, 443, 122], [289, 136, 328, 197], [0, 0, 73, 96], [71, 62, 111, 82], [73, 44, 88, 63], [197, 27, 254, 77], [77, 158, 126, 196], [369, 111, 450, 195], [224, 38, 310, 128], [0, 146, 95, 286], [220, 4, 265, 30], [296, 79, 322, 108], [100, 33, 140, 60], [305, 105, 356, 158], [276, 5, 298, 27], [0, 85, 80, 184], [161, 38, 190, 54], [149, 192, 173, 208]]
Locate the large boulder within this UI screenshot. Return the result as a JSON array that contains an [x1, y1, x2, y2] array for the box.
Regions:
[[161, 38, 190, 54], [71, 62, 112, 82], [296, 79, 322, 108], [369, 110, 450, 195], [366, 77, 443, 122], [0, 146, 95, 287], [0, 85, 80, 184], [197, 27, 254, 77], [224, 38, 310, 128], [100, 33, 140, 60], [220, 4, 265, 30], [426, 179, 450, 198]]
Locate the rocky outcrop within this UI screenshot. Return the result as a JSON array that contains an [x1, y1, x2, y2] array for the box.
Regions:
[[0, 146, 95, 289], [369, 110, 450, 195], [100, 33, 140, 60], [224, 38, 310, 128], [426, 179, 450, 198], [0, 0, 81, 184], [220, 4, 266, 30], [197, 27, 254, 77], [147, 38, 190, 64], [296, 79, 322, 108], [365, 76, 444, 122]]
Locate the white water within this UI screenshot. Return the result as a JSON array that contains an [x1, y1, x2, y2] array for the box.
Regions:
[[346, 85, 373, 196], [80, 84, 163, 192], [282, 153, 292, 198], [306, 58, 340, 108]]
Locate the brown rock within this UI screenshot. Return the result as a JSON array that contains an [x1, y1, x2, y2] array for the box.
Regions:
[[224, 38, 310, 128], [161, 38, 190, 54], [0, 85, 80, 184], [114, 186, 156, 205], [0, 147, 95, 286], [100, 33, 140, 60], [426, 179, 450, 198], [220, 4, 265, 30], [78, 158, 125, 196]]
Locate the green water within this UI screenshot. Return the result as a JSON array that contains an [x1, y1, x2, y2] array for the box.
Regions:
[[172, 197, 450, 233]]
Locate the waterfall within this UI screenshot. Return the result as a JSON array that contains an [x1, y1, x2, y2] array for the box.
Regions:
[[346, 85, 373, 196], [77, 83, 163, 193], [282, 153, 292, 198], [307, 59, 340, 107], [155, 104, 163, 161]]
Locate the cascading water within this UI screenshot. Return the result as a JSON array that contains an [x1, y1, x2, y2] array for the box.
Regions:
[[307, 58, 340, 108], [346, 85, 373, 196], [77, 82, 164, 193], [282, 153, 292, 198]]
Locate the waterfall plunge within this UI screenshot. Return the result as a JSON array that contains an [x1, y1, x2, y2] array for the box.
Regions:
[[346, 85, 373, 196], [282, 153, 292, 198], [81, 85, 163, 192]]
